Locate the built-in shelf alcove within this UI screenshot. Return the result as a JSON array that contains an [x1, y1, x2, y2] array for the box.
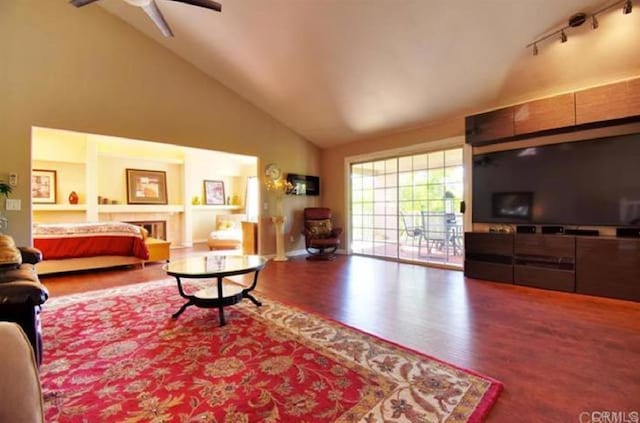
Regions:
[[31, 126, 258, 247]]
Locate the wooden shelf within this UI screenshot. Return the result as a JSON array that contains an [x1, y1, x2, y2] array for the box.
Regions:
[[190, 205, 242, 211], [33, 204, 87, 211], [98, 204, 185, 213]]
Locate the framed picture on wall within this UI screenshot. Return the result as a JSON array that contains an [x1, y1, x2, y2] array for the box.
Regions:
[[126, 169, 168, 205], [31, 169, 57, 204], [204, 180, 225, 205]]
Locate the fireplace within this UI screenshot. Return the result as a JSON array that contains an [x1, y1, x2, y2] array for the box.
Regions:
[[125, 220, 166, 240]]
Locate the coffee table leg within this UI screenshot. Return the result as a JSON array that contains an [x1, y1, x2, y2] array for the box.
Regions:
[[218, 306, 226, 326], [172, 300, 193, 319], [216, 276, 226, 326], [244, 292, 262, 307]]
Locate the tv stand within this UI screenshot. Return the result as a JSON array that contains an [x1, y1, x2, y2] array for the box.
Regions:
[[513, 234, 575, 292], [464, 232, 640, 302]]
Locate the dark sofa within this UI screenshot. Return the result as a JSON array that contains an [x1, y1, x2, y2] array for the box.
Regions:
[[0, 235, 49, 366]]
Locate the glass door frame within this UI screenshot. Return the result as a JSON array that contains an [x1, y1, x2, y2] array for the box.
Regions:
[[343, 136, 472, 269]]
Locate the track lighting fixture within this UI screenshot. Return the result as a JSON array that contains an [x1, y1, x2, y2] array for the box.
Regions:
[[526, 0, 634, 56]]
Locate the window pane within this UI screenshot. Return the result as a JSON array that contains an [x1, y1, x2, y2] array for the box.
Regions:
[[399, 186, 413, 202], [414, 170, 428, 184], [414, 184, 428, 201], [413, 154, 428, 169], [445, 149, 463, 166], [398, 171, 412, 186], [445, 166, 463, 184], [385, 173, 397, 186], [427, 184, 445, 198], [428, 151, 444, 168], [428, 168, 445, 184], [385, 159, 397, 173], [398, 156, 412, 171], [385, 187, 397, 202]]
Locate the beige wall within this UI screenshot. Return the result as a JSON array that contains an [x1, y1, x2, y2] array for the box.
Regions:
[[321, 11, 640, 244], [0, 1, 319, 253], [321, 117, 464, 243]]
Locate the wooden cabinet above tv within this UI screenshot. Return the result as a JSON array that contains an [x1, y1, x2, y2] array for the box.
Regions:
[[575, 78, 640, 125], [466, 77, 640, 146], [513, 93, 575, 135], [465, 107, 514, 145]]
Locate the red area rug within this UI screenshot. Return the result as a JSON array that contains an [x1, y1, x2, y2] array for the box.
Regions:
[[41, 280, 502, 422]]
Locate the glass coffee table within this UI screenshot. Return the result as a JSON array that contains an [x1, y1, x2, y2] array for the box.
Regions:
[[164, 255, 267, 326]]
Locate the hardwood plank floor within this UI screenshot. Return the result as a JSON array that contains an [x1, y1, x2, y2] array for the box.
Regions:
[[41, 244, 640, 422]]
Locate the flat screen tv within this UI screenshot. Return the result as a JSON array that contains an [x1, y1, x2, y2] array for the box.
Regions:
[[472, 133, 640, 226], [286, 174, 320, 196]]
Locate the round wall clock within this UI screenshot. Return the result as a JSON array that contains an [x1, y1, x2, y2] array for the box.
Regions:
[[264, 163, 282, 180]]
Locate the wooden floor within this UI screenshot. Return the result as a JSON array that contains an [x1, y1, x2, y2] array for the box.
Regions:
[[41, 244, 640, 422]]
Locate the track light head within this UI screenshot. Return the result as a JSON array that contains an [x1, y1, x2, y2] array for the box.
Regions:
[[592, 14, 599, 29], [623, 0, 632, 14], [561, 30, 568, 43], [533, 43, 539, 56]]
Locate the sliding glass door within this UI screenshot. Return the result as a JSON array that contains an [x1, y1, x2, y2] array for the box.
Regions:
[[350, 147, 464, 267]]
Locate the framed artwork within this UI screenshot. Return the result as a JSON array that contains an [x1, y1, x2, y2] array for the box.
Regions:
[[32, 169, 57, 204], [126, 169, 168, 205], [204, 180, 225, 205]]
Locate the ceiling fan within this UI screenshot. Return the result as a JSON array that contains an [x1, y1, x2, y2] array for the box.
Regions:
[[70, 0, 222, 38]]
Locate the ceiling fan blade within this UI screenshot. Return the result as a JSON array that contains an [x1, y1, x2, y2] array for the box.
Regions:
[[142, 0, 174, 37], [168, 0, 222, 12], [69, 0, 101, 7]]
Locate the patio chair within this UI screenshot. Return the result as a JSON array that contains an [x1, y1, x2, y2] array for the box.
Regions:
[[400, 212, 425, 256]]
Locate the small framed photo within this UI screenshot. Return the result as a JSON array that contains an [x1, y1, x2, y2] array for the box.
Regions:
[[32, 169, 57, 204], [204, 180, 225, 205], [126, 169, 168, 205]]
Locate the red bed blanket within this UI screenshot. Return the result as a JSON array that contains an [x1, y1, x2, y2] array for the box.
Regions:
[[33, 222, 149, 260]]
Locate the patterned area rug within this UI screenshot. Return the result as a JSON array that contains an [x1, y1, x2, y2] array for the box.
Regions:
[[41, 280, 502, 422]]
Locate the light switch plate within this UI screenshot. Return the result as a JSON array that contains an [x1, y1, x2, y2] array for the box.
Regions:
[[5, 199, 21, 211]]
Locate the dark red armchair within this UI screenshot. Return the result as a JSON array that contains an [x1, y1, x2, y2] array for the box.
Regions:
[[302, 207, 343, 260]]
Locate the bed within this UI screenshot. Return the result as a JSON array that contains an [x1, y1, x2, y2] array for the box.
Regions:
[[33, 222, 150, 275]]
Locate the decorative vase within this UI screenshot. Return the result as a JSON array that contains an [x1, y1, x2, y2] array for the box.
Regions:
[[68, 191, 79, 205]]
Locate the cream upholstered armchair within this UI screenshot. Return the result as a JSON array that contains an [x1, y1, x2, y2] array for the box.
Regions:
[[207, 214, 245, 251], [0, 322, 44, 423]]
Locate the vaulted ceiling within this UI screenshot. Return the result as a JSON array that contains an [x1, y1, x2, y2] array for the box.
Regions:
[[91, 0, 639, 147]]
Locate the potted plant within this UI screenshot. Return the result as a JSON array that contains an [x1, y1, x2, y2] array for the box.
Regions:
[[0, 181, 11, 198]]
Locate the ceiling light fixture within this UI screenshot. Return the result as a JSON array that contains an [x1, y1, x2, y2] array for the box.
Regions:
[[526, 0, 634, 56], [560, 30, 568, 43]]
